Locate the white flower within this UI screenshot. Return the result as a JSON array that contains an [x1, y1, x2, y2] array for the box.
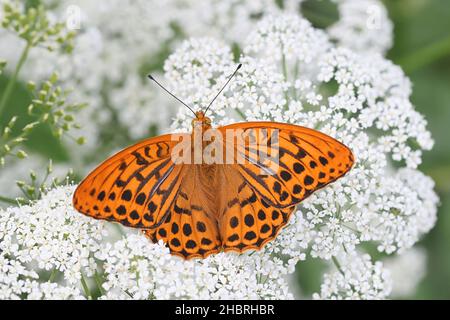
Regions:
[[367, 169, 438, 254], [313, 252, 392, 300], [0, 186, 108, 297], [0, 1, 437, 300], [97, 233, 293, 300], [328, 0, 393, 54], [162, 13, 437, 296], [384, 247, 427, 298]]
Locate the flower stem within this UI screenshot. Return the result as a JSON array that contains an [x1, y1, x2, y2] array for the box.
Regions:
[[331, 256, 344, 276], [80, 272, 92, 299], [0, 195, 18, 205], [0, 42, 31, 125], [397, 35, 450, 73], [281, 52, 290, 109], [94, 270, 105, 296], [48, 269, 58, 282], [235, 107, 246, 120]]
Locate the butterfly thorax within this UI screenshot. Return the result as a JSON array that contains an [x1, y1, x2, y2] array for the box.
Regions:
[[190, 111, 219, 155], [192, 111, 212, 131]]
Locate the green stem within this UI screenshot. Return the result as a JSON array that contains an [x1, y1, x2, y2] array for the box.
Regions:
[[332, 256, 344, 276], [235, 107, 246, 120], [281, 52, 290, 109], [397, 35, 450, 73], [0, 42, 31, 124], [94, 270, 105, 296], [80, 272, 92, 299], [124, 289, 134, 299], [0, 195, 18, 205], [332, 256, 358, 293], [48, 269, 58, 282]]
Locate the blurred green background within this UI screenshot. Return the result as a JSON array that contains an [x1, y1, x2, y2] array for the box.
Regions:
[[299, 0, 450, 299], [1, 0, 449, 299], [385, 0, 450, 299]]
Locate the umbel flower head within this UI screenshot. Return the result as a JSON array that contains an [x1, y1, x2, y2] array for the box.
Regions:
[[163, 13, 437, 290], [0, 0, 394, 157], [0, 8, 437, 299], [1, 186, 293, 299]]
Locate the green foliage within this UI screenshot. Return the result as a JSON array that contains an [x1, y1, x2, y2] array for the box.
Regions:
[[27, 72, 87, 143], [15, 160, 75, 204], [1, 1, 75, 52], [0, 0, 85, 204], [0, 72, 86, 166], [0, 60, 6, 74]]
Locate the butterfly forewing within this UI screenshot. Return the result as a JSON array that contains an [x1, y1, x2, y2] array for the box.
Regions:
[[219, 122, 354, 209], [73, 135, 185, 229]]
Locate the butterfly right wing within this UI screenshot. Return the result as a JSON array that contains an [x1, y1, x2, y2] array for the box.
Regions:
[[219, 122, 354, 208], [216, 165, 295, 253], [73, 134, 188, 229]]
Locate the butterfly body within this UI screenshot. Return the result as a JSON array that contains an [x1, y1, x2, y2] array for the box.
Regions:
[[73, 111, 354, 259]]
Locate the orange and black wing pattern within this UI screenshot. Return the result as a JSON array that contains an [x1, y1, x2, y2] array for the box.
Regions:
[[73, 135, 186, 229], [144, 165, 222, 259], [74, 121, 354, 260], [219, 122, 354, 209], [216, 165, 296, 254]]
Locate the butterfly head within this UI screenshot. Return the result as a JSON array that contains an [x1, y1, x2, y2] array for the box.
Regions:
[[192, 111, 212, 130]]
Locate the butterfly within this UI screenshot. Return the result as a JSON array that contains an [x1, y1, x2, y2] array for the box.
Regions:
[[73, 64, 354, 260]]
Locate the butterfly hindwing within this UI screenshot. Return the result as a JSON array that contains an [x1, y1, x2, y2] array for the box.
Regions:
[[218, 166, 295, 253], [144, 165, 222, 259]]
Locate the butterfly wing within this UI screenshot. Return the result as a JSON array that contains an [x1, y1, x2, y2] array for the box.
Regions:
[[143, 164, 294, 258], [206, 121, 354, 254], [219, 122, 354, 208], [74, 121, 354, 259], [73, 134, 188, 229], [216, 165, 295, 253], [143, 165, 222, 259]]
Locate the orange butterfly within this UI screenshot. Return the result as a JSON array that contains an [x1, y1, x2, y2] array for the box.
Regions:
[[73, 65, 354, 260]]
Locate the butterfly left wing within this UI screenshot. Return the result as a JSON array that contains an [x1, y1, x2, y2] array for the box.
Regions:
[[73, 134, 187, 229], [219, 122, 354, 209]]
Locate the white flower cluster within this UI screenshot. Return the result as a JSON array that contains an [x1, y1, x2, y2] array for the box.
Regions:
[[0, 1, 436, 300], [97, 234, 292, 300], [384, 247, 427, 298], [328, 0, 393, 54], [0, 0, 393, 157], [163, 13, 437, 298], [0, 186, 292, 299], [312, 253, 392, 300], [0, 186, 106, 298]]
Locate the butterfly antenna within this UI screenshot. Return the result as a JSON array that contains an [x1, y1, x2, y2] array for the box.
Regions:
[[204, 63, 242, 116], [147, 74, 197, 117]]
